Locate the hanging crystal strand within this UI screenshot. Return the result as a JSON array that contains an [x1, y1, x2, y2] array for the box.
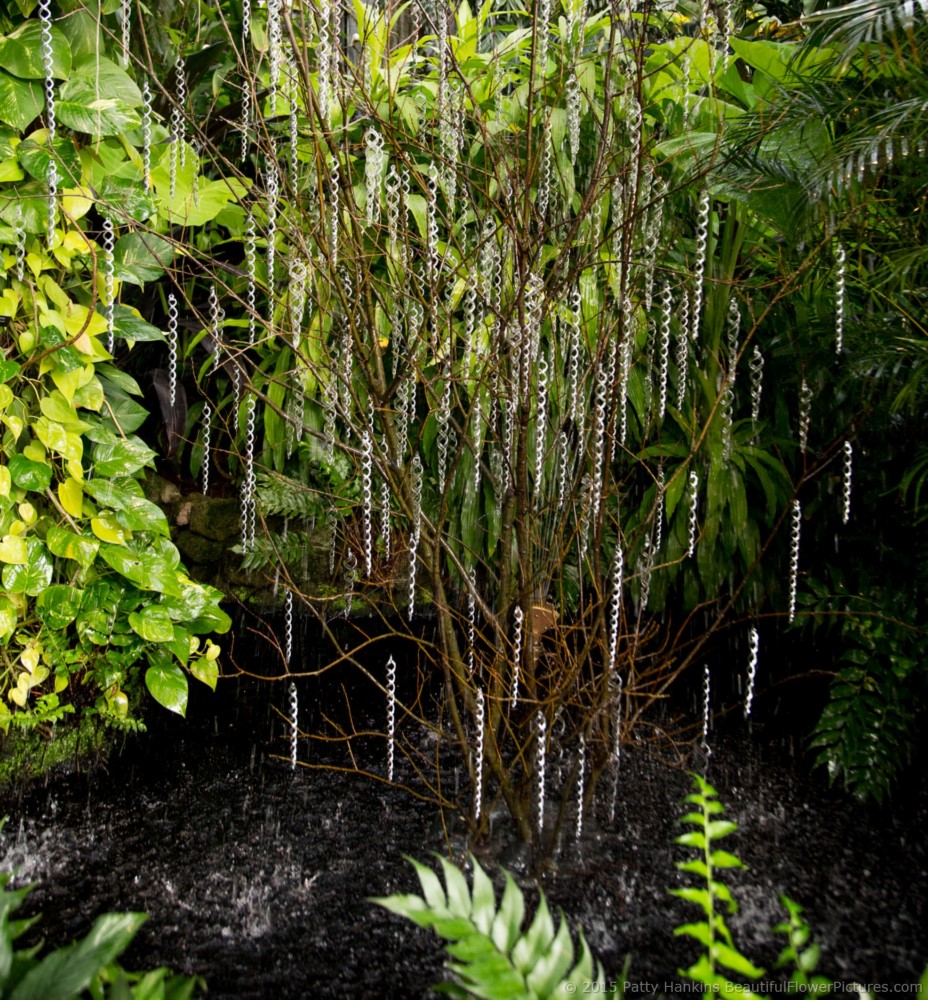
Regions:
[[511, 605, 523, 706], [170, 61, 187, 200], [557, 425, 571, 513], [265, 158, 280, 297], [380, 470, 391, 562], [654, 464, 665, 554], [568, 281, 582, 421], [39, 0, 56, 247], [842, 440, 853, 525], [102, 219, 116, 354], [120, 0, 132, 66], [323, 368, 337, 465], [436, 363, 451, 495], [687, 469, 699, 557], [466, 570, 476, 676], [327, 506, 337, 575], [284, 585, 294, 665], [361, 419, 374, 578], [750, 345, 764, 423], [607, 541, 624, 672], [537, 121, 553, 225], [268, 0, 282, 114], [834, 242, 846, 354], [608, 675, 623, 822], [242, 394, 257, 551], [245, 212, 258, 345], [788, 498, 801, 623], [566, 71, 582, 163], [535, 711, 546, 835], [618, 297, 634, 447], [473, 688, 485, 821], [240, 78, 251, 164], [643, 175, 663, 315], [386, 654, 397, 781], [589, 357, 608, 525], [317, 0, 331, 128], [638, 541, 654, 612], [407, 454, 423, 620], [657, 280, 671, 422], [140, 81, 152, 192], [701, 664, 711, 754], [691, 190, 711, 342], [721, 298, 739, 462], [575, 733, 586, 841], [13, 216, 25, 281], [745, 626, 758, 719], [329, 153, 340, 270], [534, 343, 549, 507], [289, 259, 307, 349], [288, 680, 298, 770], [798, 378, 813, 455], [201, 401, 211, 494], [364, 128, 385, 226], [676, 285, 690, 410], [166, 292, 179, 408], [287, 51, 300, 183], [343, 549, 357, 618]]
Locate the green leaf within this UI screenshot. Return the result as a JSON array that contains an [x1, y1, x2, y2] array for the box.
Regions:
[[129, 606, 176, 643], [10, 912, 144, 1000], [491, 871, 524, 954], [112, 231, 175, 286], [1, 539, 51, 595], [188, 654, 218, 691], [8, 453, 51, 491], [17, 136, 81, 185], [112, 304, 165, 343], [0, 360, 20, 383], [36, 584, 82, 629], [69, 55, 143, 107], [712, 940, 765, 978], [98, 543, 183, 596], [55, 80, 140, 136], [0, 594, 19, 637], [145, 652, 188, 716], [0, 21, 71, 80], [0, 72, 43, 131], [46, 524, 99, 569], [93, 437, 157, 477]]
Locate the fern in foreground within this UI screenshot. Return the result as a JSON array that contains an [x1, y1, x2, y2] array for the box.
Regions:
[[373, 855, 610, 1000]]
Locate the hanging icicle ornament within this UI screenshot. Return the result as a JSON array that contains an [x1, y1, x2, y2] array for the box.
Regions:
[[466, 572, 476, 676], [329, 153, 340, 270], [361, 422, 374, 578], [691, 190, 711, 342], [842, 440, 853, 525], [240, 78, 251, 164], [365, 129, 385, 227], [380, 472, 391, 563], [317, 0, 331, 128], [536, 711, 546, 835], [798, 378, 813, 455], [676, 286, 690, 410], [474, 688, 485, 820], [745, 626, 759, 719], [201, 401, 211, 495], [566, 72, 582, 164], [654, 465, 665, 554], [788, 499, 801, 623], [173, 57, 187, 176], [407, 454, 423, 620], [386, 654, 396, 782], [120, 0, 132, 67], [511, 605, 523, 706], [534, 345, 549, 505], [140, 81, 152, 192], [608, 541, 624, 672], [265, 158, 280, 294], [242, 393, 257, 552], [13, 216, 25, 282], [343, 549, 357, 619], [575, 734, 586, 841], [834, 242, 846, 354], [287, 51, 300, 183], [701, 664, 711, 753], [245, 212, 257, 345], [687, 469, 699, 557], [284, 586, 294, 666], [657, 280, 672, 422], [289, 259, 307, 349], [102, 219, 116, 355], [750, 345, 764, 424], [288, 681, 298, 771], [166, 292, 179, 409], [39, 0, 56, 247], [268, 0, 282, 114], [608, 675, 623, 823]]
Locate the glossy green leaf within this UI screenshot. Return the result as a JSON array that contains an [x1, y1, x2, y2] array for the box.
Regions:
[[145, 652, 188, 716], [188, 655, 218, 691], [0, 21, 71, 80], [129, 606, 176, 643], [92, 437, 157, 477], [69, 55, 143, 107], [0, 594, 18, 637], [36, 584, 82, 629], [55, 80, 140, 136], [2, 538, 52, 595], [46, 524, 99, 569], [8, 453, 51, 491], [17, 136, 81, 185], [0, 72, 42, 132], [98, 543, 183, 596], [0, 360, 20, 383], [112, 304, 165, 343], [112, 231, 175, 285]]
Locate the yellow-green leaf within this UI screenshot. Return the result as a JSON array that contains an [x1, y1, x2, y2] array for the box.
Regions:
[[58, 476, 83, 517], [0, 534, 27, 564], [91, 511, 130, 544]]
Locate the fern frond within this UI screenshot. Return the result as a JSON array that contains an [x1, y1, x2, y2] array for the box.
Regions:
[[255, 470, 328, 521], [372, 855, 606, 1000]]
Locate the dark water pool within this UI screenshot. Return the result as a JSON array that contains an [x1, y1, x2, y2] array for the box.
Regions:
[[1, 685, 926, 997]]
